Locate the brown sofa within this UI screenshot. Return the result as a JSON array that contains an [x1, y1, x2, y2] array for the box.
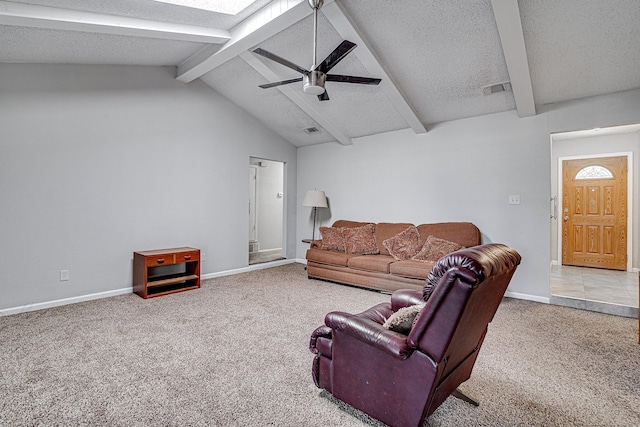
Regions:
[[306, 220, 481, 293]]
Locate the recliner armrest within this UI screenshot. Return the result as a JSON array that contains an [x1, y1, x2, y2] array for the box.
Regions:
[[391, 289, 424, 311], [325, 311, 415, 359], [309, 325, 332, 354]]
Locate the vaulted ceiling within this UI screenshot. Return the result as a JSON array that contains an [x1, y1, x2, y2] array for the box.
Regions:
[[2, 0, 639, 147]]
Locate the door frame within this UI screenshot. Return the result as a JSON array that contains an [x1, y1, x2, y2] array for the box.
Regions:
[[249, 165, 259, 246], [557, 151, 633, 271], [248, 157, 286, 260]]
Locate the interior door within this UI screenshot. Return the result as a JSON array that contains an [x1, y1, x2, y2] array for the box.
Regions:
[[562, 156, 627, 270], [249, 166, 257, 243]]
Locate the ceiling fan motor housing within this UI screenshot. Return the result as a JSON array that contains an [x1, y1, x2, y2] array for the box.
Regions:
[[303, 71, 326, 95]]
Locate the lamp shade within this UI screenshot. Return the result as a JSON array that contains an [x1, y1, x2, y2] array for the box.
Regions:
[[303, 190, 328, 208]]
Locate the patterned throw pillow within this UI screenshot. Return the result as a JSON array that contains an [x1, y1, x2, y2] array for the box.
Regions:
[[343, 224, 379, 255], [382, 226, 422, 261], [320, 226, 346, 252], [382, 303, 426, 334], [412, 235, 463, 262]]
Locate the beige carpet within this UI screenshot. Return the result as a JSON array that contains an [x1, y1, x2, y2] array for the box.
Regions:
[[1, 263, 638, 426]]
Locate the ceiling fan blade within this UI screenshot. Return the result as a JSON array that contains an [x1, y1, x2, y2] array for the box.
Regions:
[[316, 40, 357, 73], [326, 74, 382, 85], [252, 48, 308, 74], [317, 90, 329, 101], [259, 77, 303, 89]]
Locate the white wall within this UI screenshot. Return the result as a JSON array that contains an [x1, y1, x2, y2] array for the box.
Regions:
[[0, 64, 297, 312], [297, 89, 640, 301]]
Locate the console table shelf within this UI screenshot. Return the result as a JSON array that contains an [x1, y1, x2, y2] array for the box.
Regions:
[[133, 247, 200, 299]]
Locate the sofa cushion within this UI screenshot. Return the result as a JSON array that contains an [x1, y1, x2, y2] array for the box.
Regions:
[[383, 226, 422, 261], [412, 235, 463, 262], [320, 226, 346, 252], [344, 223, 379, 255], [306, 249, 360, 267], [348, 255, 395, 273], [417, 222, 480, 248], [383, 303, 426, 334], [389, 259, 435, 280], [375, 223, 415, 255], [332, 220, 371, 229]]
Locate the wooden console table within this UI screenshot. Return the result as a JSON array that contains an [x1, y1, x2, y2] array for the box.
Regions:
[[133, 247, 200, 299]]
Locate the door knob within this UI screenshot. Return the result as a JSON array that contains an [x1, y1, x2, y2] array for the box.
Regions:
[[564, 215, 569, 221]]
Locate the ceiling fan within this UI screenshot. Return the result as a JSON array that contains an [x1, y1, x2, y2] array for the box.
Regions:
[[252, 0, 381, 101]]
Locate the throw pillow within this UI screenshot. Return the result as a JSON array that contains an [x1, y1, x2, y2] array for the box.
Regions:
[[320, 226, 346, 252], [412, 235, 463, 262], [343, 223, 379, 255], [383, 303, 426, 334], [382, 226, 422, 261]]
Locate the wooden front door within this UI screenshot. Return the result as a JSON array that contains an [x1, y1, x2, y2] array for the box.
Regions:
[[562, 156, 627, 270]]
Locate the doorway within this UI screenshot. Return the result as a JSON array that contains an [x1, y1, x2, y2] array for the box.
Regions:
[[550, 124, 638, 317], [249, 157, 285, 265]]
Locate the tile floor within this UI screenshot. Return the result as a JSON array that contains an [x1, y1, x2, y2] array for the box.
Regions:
[[249, 249, 284, 265], [550, 264, 639, 318]]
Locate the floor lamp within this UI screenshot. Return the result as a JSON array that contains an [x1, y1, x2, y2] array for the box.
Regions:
[[303, 190, 328, 240]]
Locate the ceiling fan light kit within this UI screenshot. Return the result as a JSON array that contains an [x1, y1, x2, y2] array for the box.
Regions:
[[303, 71, 326, 95], [252, 0, 380, 101]]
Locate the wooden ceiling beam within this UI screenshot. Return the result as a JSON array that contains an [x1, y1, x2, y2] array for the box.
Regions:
[[491, 0, 536, 117], [176, 0, 319, 83], [322, 1, 427, 134], [0, 1, 229, 44]]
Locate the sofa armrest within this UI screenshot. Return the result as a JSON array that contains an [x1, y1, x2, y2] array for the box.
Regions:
[[310, 239, 322, 249], [391, 289, 425, 311], [325, 311, 414, 359]]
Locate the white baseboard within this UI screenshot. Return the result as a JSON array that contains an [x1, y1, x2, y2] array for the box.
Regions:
[[0, 287, 133, 317], [2, 260, 303, 317], [504, 290, 550, 304], [201, 258, 297, 279], [2, 262, 549, 316]]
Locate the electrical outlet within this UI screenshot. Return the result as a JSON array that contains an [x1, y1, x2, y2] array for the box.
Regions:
[[60, 270, 69, 281], [508, 194, 521, 205], [201, 252, 206, 262]]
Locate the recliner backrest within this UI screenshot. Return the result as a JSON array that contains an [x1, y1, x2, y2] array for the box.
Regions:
[[408, 244, 521, 368]]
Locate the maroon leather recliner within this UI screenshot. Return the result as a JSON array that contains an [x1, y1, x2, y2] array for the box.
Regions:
[[309, 243, 521, 427]]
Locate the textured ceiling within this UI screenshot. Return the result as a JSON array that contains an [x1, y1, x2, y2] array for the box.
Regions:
[[519, 0, 640, 105], [5, 0, 273, 28], [340, 0, 516, 125], [0, 24, 207, 65], [1, 0, 639, 147]]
